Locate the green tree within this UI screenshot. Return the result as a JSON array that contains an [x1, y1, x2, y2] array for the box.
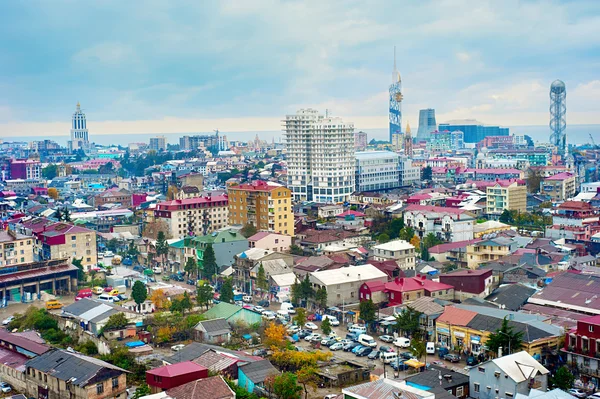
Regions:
[[321, 317, 332, 335], [422, 233, 442, 249], [155, 231, 168, 268], [62, 207, 71, 222], [42, 164, 58, 179], [240, 223, 257, 238], [289, 244, 303, 255], [296, 366, 319, 399], [359, 299, 377, 331], [256, 263, 268, 291], [499, 209, 514, 224], [486, 316, 524, 356], [291, 280, 301, 305], [315, 287, 327, 309], [551, 366, 575, 391], [527, 168, 543, 194], [196, 282, 214, 310], [202, 244, 218, 281], [220, 278, 234, 303], [377, 233, 390, 243], [184, 257, 198, 279], [170, 292, 193, 315], [422, 166, 433, 180], [106, 238, 119, 252], [127, 241, 140, 257], [420, 247, 432, 261], [131, 280, 148, 312], [398, 226, 415, 242], [132, 384, 151, 399], [273, 372, 302, 399], [72, 257, 85, 281], [102, 313, 128, 331], [75, 340, 98, 355], [395, 306, 422, 339], [410, 338, 426, 360], [294, 308, 307, 327], [299, 275, 314, 307]]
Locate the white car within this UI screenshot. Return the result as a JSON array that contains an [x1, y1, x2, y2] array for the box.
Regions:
[[304, 322, 318, 330], [306, 333, 322, 342], [0, 382, 11, 393], [262, 311, 276, 320], [567, 389, 587, 399], [287, 325, 300, 334], [393, 337, 411, 348], [253, 306, 265, 313], [171, 344, 185, 352], [2, 316, 14, 326]]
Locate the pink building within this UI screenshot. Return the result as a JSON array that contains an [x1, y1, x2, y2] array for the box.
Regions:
[[248, 231, 292, 252]]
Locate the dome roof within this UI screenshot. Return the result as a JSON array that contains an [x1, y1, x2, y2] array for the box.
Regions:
[[551, 79, 566, 90]]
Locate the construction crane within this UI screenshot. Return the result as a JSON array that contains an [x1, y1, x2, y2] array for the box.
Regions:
[[590, 133, 597, 148]]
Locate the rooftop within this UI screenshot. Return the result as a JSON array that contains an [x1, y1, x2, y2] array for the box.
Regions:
[[147, 361, 207, 378], [310, 264, 387, 285], [489, 351, 549, 383], [545, 172, 575, 181], [166, 376, 234, 399], [373, 239, 414, 252], [437, 306, 478, 326]]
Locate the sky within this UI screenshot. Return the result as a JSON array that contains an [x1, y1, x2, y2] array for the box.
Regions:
[[0, 0, 599, 139]]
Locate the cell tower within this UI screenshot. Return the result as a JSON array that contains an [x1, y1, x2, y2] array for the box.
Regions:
[[389, 46, 402, 143], [549, 80, 567, 155]]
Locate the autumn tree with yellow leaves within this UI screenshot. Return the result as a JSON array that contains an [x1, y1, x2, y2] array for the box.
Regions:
[[264, 322, 287, 348]]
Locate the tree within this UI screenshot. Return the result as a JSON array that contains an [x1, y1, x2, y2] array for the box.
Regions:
[[410, 235, 420, 248], [527, 168, 543, 194], [54, 208, 62, 221], [291, 280, 301, 305], [42, 164, 58, 179], [289, 244, 303, 255], [359, 299, 377, 331], [377, 233, 390, 243], [202, 244, 218, 281], [142, 219, 170, 240], [170, 292, 192, 315], [131, 280, 148, 312], [155, 231, 168, 268], [273, 372, 302, 399], [551, 366, 575, 391], [150, 289, 169, 310], [499, 209, 514, 224], [321, 317, 332, 335], [398, 227, 415, 242], [410, 338, 426, 360], [106, 238, 119, 252], [47, 187, 59, 200], [127, 241, 140, 257], [395, 306, 422, 338], [422, 233, 442, 249], [422, 166, 433, 181], [240, 223, 257, 238], [166, 185, 179, 200], [294, 308, 307, 327], [264, 322, 287, 348], [196, 282, 213, 310], [296, 367, 319, 399], [299, 275, 314, 307], [220, 278, 234, 303], [72, 257, 85, 281], [256, 263, 268, 291], [184, 257, 198, 279], [420, 247, 432, 261], [132, 384, 151, 399], [102, 312, 128, 331], [62, 207, 71, 222], [486, 316, 524, 356], [270, 349, 332, 372], [156, 325, 175, 343], [315, 287, 327, 309]]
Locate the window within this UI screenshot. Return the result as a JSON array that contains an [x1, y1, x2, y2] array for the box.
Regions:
[[478, 366, 485, 373], [72, 235, 77, 241], [590, 325, 594, 333], [494, 371, 501, 378], [97, 383, 104, 394], [112, 377, 119, 389], [456, 386, 464, 397], [474, 383, 480, 393], [506, 393, 514, 398]]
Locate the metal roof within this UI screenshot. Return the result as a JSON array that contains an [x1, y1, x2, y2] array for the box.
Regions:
[[238, 359, 279, 383], [195, 318, 231, 335]]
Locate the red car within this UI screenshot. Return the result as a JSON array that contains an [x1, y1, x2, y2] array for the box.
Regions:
[[103, 286, 113, 292], [307, 314, 318, 321]]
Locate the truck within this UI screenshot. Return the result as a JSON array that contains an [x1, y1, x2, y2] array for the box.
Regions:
[[116, 285, 127, 294]]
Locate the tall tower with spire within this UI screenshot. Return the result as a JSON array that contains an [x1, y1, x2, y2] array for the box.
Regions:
[[69, 102, 90, 153], [404, 122, 413, 157], [389, 47, 402, 143]]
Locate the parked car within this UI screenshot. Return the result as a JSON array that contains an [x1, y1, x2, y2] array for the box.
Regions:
[[399, 351, 414, 360], [368, 350, 381, 360], [438, 347, 449, 359], [304, 322, 318, 330], [444, 354, 460, 363], [297, 329, 312, 339], [393, 337, 410, 348], [379, 335, 394, 343], [257, 300, 270, 307], [351, 345, 365, 354], [171, 344, 185, 352], [253, 349, 268, 357], [330, 342, 344, 351], [380, 345, 394, 353], [356, 346, 373, 357], [343, 341, 361, 351], [262, 312, 276, 321], [390, 359, 409, 371], [307, 313, 318, 321], [567, 389, 587, 399], [0, 382, 11, 393], [466, 356, 479, 366], [103, 286, 113, 292], [305, 333, 322, 342], [117, 294, 129, 301], [287, 325, 300, 334], [2, 316, 14, 325], [253, 306, 265, 313], [187, 279, 196, 286]]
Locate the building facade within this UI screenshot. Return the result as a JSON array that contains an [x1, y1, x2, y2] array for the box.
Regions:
[[438, 120, 509, 144], [564, 315, 600, 386], [0, 230, 35, 267], [9, 159, 41, 180], [486, 180, 527, 218], [466, 238, 517, 269], [149, 136, 167, 152], [69, 102, 90, 152], [154, 194, 229, 238], [354, 131, 368, 151], [540, 172, 577, 201], [404, 205, 475, 242], [228, 180, 293, 236], [355, 151, 401, 192], [285, 108, 355, 203], [372, 239, 416, 270], [416, 108, 437, 142]]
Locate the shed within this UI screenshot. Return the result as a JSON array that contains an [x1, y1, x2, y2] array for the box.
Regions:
[[194, 318, 231, 344], [146, 361, 208, 393]]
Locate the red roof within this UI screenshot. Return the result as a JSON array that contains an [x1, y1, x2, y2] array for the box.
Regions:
[[336, 210, 366, 218], [429, 239, 481, 254], [230, 180, 278, 192], [437, 306, 477, 326], [404, 204, 467, 215], [558, 201, 593, 210], [248, 231, 272, 241], [461, 168, 522, 174], [441, 269, 491, 277], [0, 328, 50, 355], [546, 172, 575, 181], [147, 361, 207, 377], [385, 275, 454, 294], [156, 195, 228, 211]]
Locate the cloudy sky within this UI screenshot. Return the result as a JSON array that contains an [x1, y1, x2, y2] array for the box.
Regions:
[[0, 0, 599, 138]]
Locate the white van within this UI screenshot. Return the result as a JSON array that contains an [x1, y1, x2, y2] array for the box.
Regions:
[[358, 334, 377, 347], [349, 325, 367, 335], [280, 302, 296, 314], [277, 309, 290, 319], [97, 294, 115, 303], [393, 337, 410, 348], [426, 342, 436, 354], [381, 351, 398, 364], [323, 315, 340, 326]]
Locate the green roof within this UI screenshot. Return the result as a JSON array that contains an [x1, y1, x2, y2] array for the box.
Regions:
[[184, 230, 246, 249], [169, 239, 185, 249], [203, 302, 242, 320]]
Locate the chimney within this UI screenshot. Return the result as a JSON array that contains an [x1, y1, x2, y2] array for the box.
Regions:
[[395, 277, 399, 284]]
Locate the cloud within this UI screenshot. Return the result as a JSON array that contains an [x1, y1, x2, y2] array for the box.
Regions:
[[456, 52, 472, 62], [72, 42, 136, 66]]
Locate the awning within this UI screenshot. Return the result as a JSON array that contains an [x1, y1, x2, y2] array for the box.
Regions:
[[404, 359, 426, 368], [347, 311, 356, 315]]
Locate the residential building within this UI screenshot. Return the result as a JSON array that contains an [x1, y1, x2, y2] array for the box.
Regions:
[[563, 314, 600, 384], [438, 119, 509, 143], [248, 231, 291, 252], [69, 102, 90, 152], [238, 359, 280, 395], [429, 239, 481, 266], [343, 378, 434, 399], [5, 179, 46, 195], [367, 275, 454, 306], [285, 108, 355, 203], [477, 135, 516, 150], [164, 376, 235, 399], [404, 204, 476, 242], [488, 148, 551, 167], [529, 271, 600, 315], [469, 351, 549, 399], [405, 367, 469, 398], [9, 159, 41, 180], [179, 134, 219, 151], [25, 349, 127, 399], [234, 248, 294, 294], [154, 194, 228, 238], [180, 229, 248, 271], [227, 180, 293, 236], [540, 172, 577, 201], [372, 239, 416, 270], [149, 136, 167, 152], [451, 130, 465, 149], [0, 230, 34, 267], [427, 130, 453, 152], [458, 168, 524, 182], [466, 237, 518, 269], [399, 155, 421, 186], [355, 151, 401, 192], [486, 180, 527, 218], [309, 264, 387, 308], [354, 131, 368, 151], [0, 329, 50, 392], [545, 201, 600, 241], [202, 302, 263, 326], [93, 188, 132, 208], [439, 269, 494, 300], [62, 298, 142, 335], [146, 362, 208, 393], [416, 108, 437, 142]]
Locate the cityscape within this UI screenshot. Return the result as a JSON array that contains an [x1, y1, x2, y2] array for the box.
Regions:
[[0, 2, 599, 399]]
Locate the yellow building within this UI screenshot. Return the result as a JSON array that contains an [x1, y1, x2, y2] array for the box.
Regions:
[[466, 237, 515, 269], [435, 307, 561, 359], [0, 230, 35, 267], [228, 180, 294, 236], [486, 180, 527, 217]]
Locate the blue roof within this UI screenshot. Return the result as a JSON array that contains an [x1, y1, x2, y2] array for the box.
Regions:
[[125, 341, 145, 348], [243, 334, 252, 340]]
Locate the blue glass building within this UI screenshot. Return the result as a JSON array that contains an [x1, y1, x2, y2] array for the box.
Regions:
[[438, 120, 509, 143]]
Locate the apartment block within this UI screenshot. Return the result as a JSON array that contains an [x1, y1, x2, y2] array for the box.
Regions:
[[154, 194, 229, 238], [540, 172, 577, 201], [228, 180, 293, 236], [0, 230, 34, 267], [486, 179, 527, 217], [355, 151, 401, 192]]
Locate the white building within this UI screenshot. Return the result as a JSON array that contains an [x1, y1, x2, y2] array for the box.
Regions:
[[355, 151, 401, 192], [404, 204, 475, 242], [399, 155, 421, 186], [149, 136, 167, 152], [581, 182, 600, 193], [285, 109, 355, 203], [309, 264, 387, 307], [153, 195, 229, 238], [69, 102, 90, 152], [372, 239, 416, 270]]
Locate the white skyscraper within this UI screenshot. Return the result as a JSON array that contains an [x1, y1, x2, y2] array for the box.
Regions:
[[69, 102, 90, 152], [285, 109, 355, 203]]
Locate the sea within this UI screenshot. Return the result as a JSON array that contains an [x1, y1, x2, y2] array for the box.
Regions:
[[3, 124, 599, 147]]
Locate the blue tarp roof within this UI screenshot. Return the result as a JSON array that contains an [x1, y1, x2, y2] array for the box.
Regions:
[[243, 334, 252, 340], [125, 341, 145, 348]]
